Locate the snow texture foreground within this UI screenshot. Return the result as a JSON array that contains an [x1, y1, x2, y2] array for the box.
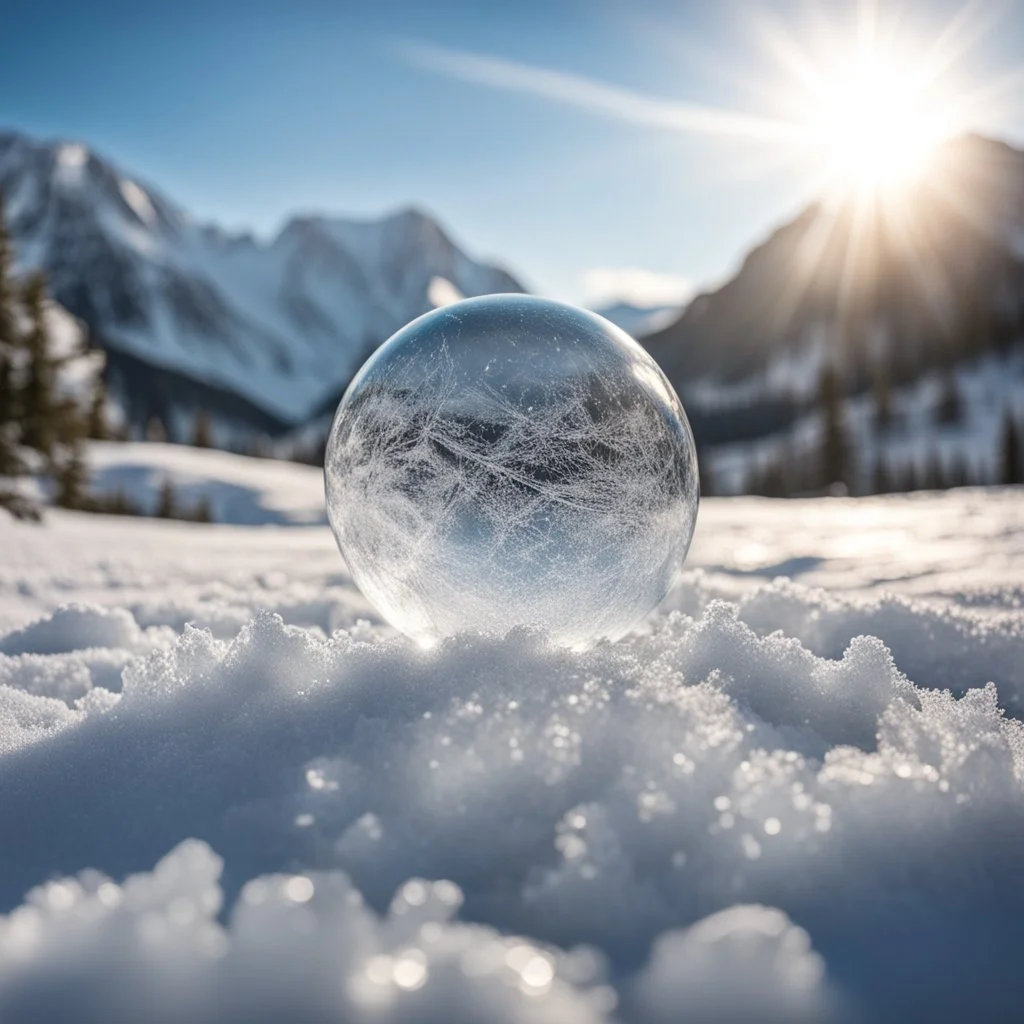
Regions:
[[1, 461, 1024, 1023]]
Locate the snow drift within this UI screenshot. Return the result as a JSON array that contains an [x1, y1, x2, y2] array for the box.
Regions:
[[1, 562, 1022, 1020]]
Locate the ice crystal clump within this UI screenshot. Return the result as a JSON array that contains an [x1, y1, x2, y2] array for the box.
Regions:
[[325, 295, 699, 646]]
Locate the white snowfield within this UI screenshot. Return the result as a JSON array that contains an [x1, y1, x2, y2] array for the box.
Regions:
[[1, 446, 1023, 1023], [86, 441, 329, 525]]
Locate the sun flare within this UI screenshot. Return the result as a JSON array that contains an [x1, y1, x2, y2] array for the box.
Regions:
[[806, 55, 954, 193], [761, 5, 978, 201]]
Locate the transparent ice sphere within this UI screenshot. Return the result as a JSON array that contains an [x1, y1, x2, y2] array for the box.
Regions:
[[325, 295, 699, 647]]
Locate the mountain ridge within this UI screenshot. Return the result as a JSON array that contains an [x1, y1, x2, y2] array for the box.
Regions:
[[0, 129, 525, 438], [643, 133, 1024, 393]]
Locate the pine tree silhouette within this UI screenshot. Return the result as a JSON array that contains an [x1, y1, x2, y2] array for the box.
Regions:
[[818, 365, 851, 490], [922, 449, 946, 491], [0, 193, 25, 491], [191, 494, 214, 523], [1000, 411, 1023, 486], [0, 189, 14, 350], [948, 454, 971, 489], [192, 409, 214, 448], [935, 373, 963, 426], [871, 456, 893, 495], [54, 442, 88, 509], [19, 273, 55, 456], [0, 349, 19, 476], [0, 192, 103, 519], [155, 477, 178, 519], [87, 380, 109, 440], [872, 365, 893, 433], [146, 416, 168, 443]]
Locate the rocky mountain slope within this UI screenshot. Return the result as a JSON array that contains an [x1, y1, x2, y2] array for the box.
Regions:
[[643, 134, 1024, 448], [0, 130, 524, 440]]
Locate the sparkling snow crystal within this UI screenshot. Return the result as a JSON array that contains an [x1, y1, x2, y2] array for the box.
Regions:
[[324, 295, 699, 646]]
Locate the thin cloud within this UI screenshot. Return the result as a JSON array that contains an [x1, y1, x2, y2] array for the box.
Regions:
[[582, 267, 695, 308], [398, 40, 800, 142]]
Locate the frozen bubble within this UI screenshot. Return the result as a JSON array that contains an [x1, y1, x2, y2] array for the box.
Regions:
[[325, 295, 699, 647]]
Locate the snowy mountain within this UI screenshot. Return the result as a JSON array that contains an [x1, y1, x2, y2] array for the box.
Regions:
[[643, 134, 1024, 449], [592, 300, 681, 338], [0, 130, 524, 439]]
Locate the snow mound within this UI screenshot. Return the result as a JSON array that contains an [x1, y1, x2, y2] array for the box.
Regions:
[[631, 904, 828, 1024], [0, 597, 1022, 1020], [86, 441, 328, 525], [0, 603, 171, 657], [0, 840, 612, 1024], [735, 578, 1024, 714], [0, 604, 174, 707]]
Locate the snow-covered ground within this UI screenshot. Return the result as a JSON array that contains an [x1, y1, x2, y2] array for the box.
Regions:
[[1, 445, 1023, 1022], [86, 441, 328, 525]]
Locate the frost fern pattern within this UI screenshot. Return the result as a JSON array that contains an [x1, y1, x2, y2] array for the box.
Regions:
[[325, 296, 699, 645]]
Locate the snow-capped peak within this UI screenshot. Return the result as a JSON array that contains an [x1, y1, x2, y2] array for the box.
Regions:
[[0, 129, 525, 428]]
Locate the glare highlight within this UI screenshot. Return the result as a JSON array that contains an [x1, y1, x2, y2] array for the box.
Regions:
[[805, 55, 955, 192]]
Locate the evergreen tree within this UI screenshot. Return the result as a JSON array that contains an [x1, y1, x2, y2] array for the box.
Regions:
[[0, 350, 12, 420], [102, 487, 141, 517], [935, 373, 963, 426], [19, 272, 55, 456], [0, 190, 105, 519], [0, 189, 14, 351], [192, 409, 213, 448], [767, 452, 791, 497], [146, 416, 167, 443], [948, 454, 971, 489], [87, 378, 109, 440], [54, 442, 89, 509], [871, 455, 893, 495], [155, 477, 178, 519], [0, 351, 20, 476], [110, 488, 132, 516], [922, 450, 946, 491], [0, 192, 22, 482], [192, 494, 214, 523], [872, 364, 893, 433], [1000, 412, 1023, 486], [818, 365, 851, 490]]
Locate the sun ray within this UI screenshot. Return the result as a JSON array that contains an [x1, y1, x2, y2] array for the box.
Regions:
[[400, 0, 1021, 333], [769, 200, 842, 342]]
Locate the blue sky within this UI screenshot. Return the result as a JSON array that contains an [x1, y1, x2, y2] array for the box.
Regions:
[[2, 0, 1022, 305]]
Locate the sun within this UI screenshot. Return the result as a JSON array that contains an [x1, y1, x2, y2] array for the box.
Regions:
[[758, 5, 975, 201], [806, 58, 947, 193], [801, 51, 956, 196]]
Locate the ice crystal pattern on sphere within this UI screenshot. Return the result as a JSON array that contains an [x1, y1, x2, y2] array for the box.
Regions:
[[325, 295, 699, 646]]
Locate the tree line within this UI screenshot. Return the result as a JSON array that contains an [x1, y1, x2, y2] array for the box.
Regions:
[[0, 193, 216, 522], [739, 364, 1024, 498]]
